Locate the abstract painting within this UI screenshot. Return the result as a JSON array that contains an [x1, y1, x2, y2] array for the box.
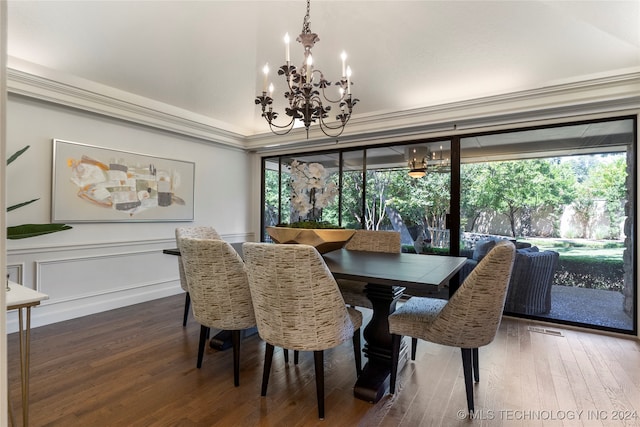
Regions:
[[52, 139, 195, 222]]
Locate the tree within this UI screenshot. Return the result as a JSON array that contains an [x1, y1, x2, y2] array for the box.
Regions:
[[469, 159, 575, 237], [334, 170, 363, 228], [571, 186, 596, 238], [584, 155, 627, 239], [460, 163, 494, 232], [263, 168, 282, 227], [386, 170, 451, 247], [338, 169, 392, 230]]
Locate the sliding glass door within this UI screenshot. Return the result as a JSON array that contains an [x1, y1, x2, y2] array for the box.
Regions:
[[459, 117, 636, 333], [261, 116, 636, 334]]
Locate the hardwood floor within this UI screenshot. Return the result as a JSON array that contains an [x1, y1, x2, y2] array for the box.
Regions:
[[7, 295, 640, 426]]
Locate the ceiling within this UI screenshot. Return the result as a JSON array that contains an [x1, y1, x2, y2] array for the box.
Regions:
[[6, 1, 640, 139]]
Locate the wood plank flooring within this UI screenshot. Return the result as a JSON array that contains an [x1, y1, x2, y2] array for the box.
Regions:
[[7, 295, 640, 426]]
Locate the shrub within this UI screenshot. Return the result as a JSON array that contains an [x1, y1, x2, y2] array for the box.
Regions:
[[556, 258, 623, 291]]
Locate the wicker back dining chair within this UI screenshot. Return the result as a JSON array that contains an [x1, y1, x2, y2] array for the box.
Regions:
[[175, 226, 221, 326], [243, 242, 363, 419], [388, 240, 516, 416], [179, 237, 256, 386], [337, 230, 401, 308]]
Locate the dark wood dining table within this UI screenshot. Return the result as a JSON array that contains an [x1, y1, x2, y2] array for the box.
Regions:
[[322, 249, 467, 403], [164, 245, 467, 403]]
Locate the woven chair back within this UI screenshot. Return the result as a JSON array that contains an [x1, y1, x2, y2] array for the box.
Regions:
[[179, 237, 255, 330], [175, 226, 221, 292], [344, 230, 401, 253], [429, 240, 516, 348], [243, 242, 355, 352]]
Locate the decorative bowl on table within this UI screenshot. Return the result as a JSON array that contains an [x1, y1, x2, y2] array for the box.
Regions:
[[266, 226, 356, 254]]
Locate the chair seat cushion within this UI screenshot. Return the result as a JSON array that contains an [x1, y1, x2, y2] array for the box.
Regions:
[[388, 297, 447, 338], [346, 306, 363, 330]]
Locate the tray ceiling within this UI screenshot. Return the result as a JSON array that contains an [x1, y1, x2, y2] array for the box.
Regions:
[[7, 1, 640, 138]]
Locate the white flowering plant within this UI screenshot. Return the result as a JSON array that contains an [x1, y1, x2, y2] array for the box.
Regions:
[[288, 160, 338, 223]]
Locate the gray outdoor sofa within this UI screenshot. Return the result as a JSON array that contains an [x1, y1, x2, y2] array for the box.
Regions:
[[459, 239, 560, 315]]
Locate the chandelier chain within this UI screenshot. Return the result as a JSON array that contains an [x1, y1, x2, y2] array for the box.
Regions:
[[302, 0, 311, 34]]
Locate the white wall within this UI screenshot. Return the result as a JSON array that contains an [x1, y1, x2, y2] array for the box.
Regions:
[[5, 94, 254, 333]]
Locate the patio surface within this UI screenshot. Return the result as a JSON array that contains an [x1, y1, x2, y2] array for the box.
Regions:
[[537, 285, 634, 331]]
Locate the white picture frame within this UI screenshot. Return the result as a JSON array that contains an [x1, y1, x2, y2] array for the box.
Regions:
[[52, 139, 195, 222]]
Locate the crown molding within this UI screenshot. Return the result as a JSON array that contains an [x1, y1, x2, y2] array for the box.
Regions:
[[7, 57, 639, 154], [7, 61, 248, 150], [246, 71, 640, 152]]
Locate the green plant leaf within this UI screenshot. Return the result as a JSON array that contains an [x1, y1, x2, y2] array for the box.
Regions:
[[7, 145, 30, 165], [277, 220, 344, 229], [6, 145, 72, 239], [7, 198, 40, 212], [7, 224, 73, 240]]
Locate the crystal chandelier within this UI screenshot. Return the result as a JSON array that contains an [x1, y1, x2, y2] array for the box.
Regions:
[[255, 0, 358, 138]]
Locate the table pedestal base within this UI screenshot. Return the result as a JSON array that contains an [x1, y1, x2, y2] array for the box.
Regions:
[[209, 327, 258, 351], [353, 283, 406, 403]]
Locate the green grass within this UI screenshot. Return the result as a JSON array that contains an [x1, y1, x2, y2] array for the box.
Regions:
[[519, 238, 624, 261]]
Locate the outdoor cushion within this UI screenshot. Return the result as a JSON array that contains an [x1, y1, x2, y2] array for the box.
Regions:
[[473, 239, 496, 261], [505, 250, 559, 315], [459, 243, 559, 315], [517, 246, 539, 254]]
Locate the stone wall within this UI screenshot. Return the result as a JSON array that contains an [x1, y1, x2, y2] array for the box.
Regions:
[[467, 204, 623, 240]]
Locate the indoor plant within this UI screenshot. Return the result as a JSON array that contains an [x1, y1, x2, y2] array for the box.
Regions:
[[267, 160, 353, 252], [288, 160, 338, 223], [6, 146, 72, 239]]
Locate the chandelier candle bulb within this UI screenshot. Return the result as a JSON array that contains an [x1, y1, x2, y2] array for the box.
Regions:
[[341, 51, 347, 77], [346, 66, 352, 94], [262, 63, 269, 92], [284, 33, 290, 63]]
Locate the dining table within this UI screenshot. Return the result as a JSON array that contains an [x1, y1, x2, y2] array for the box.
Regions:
[[322, 249, 467, 403], [164, 244, 467, 403]]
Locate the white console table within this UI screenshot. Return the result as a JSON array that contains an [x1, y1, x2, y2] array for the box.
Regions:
[[6, 281, 48, 427]]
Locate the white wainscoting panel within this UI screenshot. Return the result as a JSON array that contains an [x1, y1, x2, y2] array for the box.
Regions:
[[6, 238, 183, 333], [6, 263, 23, 284], [36, 249, 176, 302]]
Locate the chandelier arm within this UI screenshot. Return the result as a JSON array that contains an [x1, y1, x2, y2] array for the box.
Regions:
[[318, 116, 351, 131], [317, 85, 348, 104], [310, 90, 355, 132], [316, 121, 346, 138], [279, 65, 298, 93], [267, 124, 296, 136], [264, 115, 296, 130]]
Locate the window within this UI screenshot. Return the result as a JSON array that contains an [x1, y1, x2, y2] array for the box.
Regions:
[[260, 116, 637, 334]]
